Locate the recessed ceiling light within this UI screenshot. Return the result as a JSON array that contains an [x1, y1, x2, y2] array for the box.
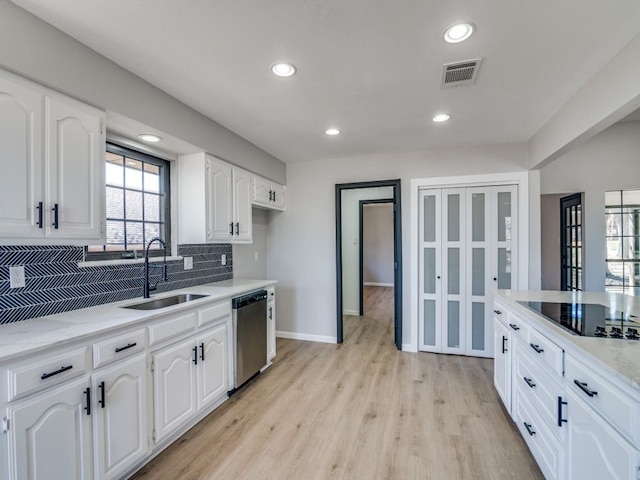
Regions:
[[432, 114, 450, 123], [443, 22, 475, 44], [138, 134, 162, 143], [271, 63, 297, 77], [325, 128, 341, 135]]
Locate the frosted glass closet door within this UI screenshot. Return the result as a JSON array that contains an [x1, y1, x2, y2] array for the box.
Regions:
[[494, 186, 517, 291], [418, 189, 441, 352], [442, 189, 466, 354], [466, 188, 491, 357]]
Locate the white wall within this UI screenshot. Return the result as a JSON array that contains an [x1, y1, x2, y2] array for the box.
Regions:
[[540, 120, 640, 291], [341, 187, 393, 315], [267, 143, 530, 345], [540, 194, 566, 290], [363, 204, 394, 286], [233, 208, 269, 279], [0, 0, 286, 183]]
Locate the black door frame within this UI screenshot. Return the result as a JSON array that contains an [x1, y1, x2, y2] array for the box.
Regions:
[[335, 179, 402, 349], [560, 192, 583, 291], [359, 199, 394, 315]]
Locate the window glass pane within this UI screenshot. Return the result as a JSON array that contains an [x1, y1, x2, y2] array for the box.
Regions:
[[605, 190, 621, 207], [145, 223, 161, 244], [423, 300, 436, 346], [423, 195, 436, 242], [126, 222, 143, 247], [125, 159, 143, 189], [106, 154, 124, 187], [106, 186, 124, 219], [447, 194, 460, 242], [144, 163, 160, 193], [447, 301, 460, 348], [106, 220, 124, 246], [125, 190, 143, 221], [472, 193, 485, 241], [144, 193, 160, 222], [497, 192, 511, 242]]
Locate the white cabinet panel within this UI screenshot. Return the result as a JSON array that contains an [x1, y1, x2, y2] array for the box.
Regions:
[[206, 157, 233, 242], [252, 175, 286, 211], [196, 323, 229, 410], [493, 318, 511, 413], [232, 167, 252, 242], [7, 375, 92, 480], [93, 353, 148, 480]]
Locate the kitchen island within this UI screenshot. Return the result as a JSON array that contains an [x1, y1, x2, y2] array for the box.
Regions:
[[494, 290, 640, 480]]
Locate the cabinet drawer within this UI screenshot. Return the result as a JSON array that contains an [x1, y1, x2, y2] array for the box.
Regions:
[[493, 301, 508, 326], [6, 347, 89, 401], [566, 354, 640, 447], [501, 310, 529, 342], [93, 328, 146, 368], [148, 311, 197, 346], [514, 388, 565, 480], [515, 347, 566, 439], [526, 328, 563, 377], [197, 301, 231, 327]]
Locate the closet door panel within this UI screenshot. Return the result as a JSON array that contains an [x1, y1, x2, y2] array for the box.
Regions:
[[419, 190, 442, 352]]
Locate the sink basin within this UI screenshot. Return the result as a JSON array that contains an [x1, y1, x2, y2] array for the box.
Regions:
[[123, 294, 208, 311]]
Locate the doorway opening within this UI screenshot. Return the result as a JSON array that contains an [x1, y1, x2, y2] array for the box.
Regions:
[[335, 179, 402, 349], [560, 193, 583, 291]]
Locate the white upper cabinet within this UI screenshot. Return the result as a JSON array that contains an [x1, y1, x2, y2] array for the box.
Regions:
[[0, 68, 105, 244], [178, 152, 252, 244], [252, 175, 286, 211]]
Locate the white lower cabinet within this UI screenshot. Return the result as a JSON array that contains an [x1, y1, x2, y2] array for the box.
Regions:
[[493, 317, 511, 412], [153, 322, 229, 444], [7, 375, 93, 480], [93, 353, 149, 480], [566, 389, 640, 480]]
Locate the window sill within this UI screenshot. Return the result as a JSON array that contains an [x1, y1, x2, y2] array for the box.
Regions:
[[78, 256, 183, 268]]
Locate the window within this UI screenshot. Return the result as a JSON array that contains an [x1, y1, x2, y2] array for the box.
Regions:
[[86, 143, 170, 260], [605, 189, 640, 296]]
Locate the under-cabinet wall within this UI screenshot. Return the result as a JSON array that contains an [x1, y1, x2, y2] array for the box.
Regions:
[[0, 244, 232, 324]]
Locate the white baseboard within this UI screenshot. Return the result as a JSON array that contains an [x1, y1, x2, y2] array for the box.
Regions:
[[363, 282, 394, 287], [276, 331, 337, 344], [342, 309, 360, 316], [402, 343, 418, 353]]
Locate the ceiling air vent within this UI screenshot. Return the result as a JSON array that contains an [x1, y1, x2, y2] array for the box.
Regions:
[[441, 58, 483, 88]]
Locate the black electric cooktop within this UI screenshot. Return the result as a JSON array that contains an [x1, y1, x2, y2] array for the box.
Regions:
[[516, 301, 640, 340]]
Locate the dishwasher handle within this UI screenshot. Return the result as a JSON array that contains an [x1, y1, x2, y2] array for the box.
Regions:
[[232, 290, 268, 309]]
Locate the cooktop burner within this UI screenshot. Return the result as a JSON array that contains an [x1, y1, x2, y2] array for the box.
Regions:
[[516, 301, 640, 339]]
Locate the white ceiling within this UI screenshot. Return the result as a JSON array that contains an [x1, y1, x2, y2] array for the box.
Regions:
[[12, 0, 640, 163]]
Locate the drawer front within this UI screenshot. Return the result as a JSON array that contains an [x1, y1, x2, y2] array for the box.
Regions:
[[566, 354, 640, 447], [197, 301, 231, 327], [93, 328, 146, 368], [505, 312, 529, 343], [526, 328, 563, 377], [515, 347, 566, 439], [493, 301, 508, 326], [514, 388, 565, 480], [6, 347, 89, 401], [148, 311, 197, 346]]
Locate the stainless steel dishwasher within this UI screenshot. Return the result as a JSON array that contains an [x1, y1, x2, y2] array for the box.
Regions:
[[231, 290, 268, 390]]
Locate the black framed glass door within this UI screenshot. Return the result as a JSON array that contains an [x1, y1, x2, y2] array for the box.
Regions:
[[560, 193, 583, 291]]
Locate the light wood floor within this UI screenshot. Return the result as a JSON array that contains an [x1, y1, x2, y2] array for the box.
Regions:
[[132, 286, 543, 480]]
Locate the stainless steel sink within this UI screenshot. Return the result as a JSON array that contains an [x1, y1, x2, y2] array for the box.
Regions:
[[122, 294, 208, 310]]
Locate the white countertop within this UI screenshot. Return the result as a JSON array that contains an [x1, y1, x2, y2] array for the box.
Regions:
[[0, 279, 276, 363], [496, 290, 640, 391]]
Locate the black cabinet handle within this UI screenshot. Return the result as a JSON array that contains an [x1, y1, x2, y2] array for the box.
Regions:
[[235, 222, 239, 235], [501, 336, 507, 354], [523, 422, 535, 436], [36, 201, 43, 228], [493, 309, 502, 315], [193, 346, 198, 365], [269, 190, 273, 201], [84, 387, 91, 416], [114, 342, 137, 353], [200, 342, 205, 361], [273, 191, 276, 202], [52, 203, 59, 229], [509, 324, 520, 331], [98, 381, 105, 409], [574, 380, 598, 397], [269, 307, 273, 320], [229, 223, 234, 235], [41, 365, 73, 380], [557, 396, 567, 427], [523, 377, 536, 388], [530, 343, 544, 354]]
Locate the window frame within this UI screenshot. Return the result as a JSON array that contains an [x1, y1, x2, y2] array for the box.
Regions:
[[85, 143, 171, 261], [605, 189, 640, 296]]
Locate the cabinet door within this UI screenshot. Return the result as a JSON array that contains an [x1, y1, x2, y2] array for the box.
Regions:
[[0, 71, 43, 239], [8, 375, 92, 480], [267, 297, 276, 362], [252, 176, 272, 208], [271, 183, 285, 210], [45, 94, 104, 241], [196, 323, 229, 411], [493, 319, 511, 412], [418, 189, 442, 352], [442, 189, 466, 355], [233, 168, 252, 242], [567, 390, 640, 480], [153, 338, 197, 443], [93, 353, 148, 480], [206, 157, 233, 242]]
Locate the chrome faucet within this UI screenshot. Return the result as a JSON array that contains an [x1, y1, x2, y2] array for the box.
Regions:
[[143, 237, 168, 298]]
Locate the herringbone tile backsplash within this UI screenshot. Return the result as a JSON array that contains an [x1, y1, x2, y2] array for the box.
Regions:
[[0, 244, 232, 324]]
